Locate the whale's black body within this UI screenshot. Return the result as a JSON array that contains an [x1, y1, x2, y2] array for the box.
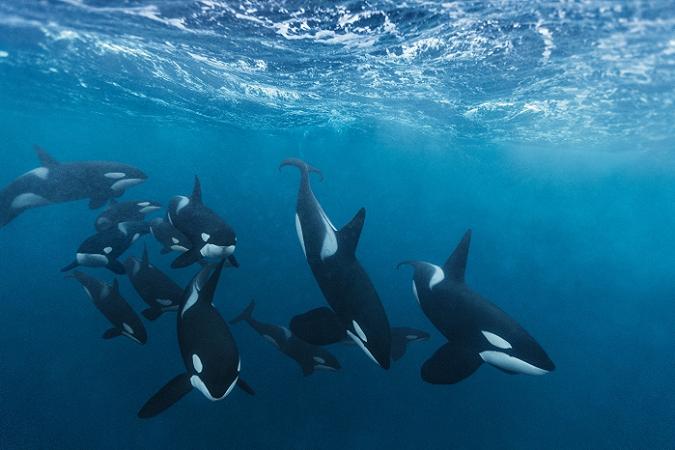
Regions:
[[124, 246, 183, 321], [390, 327, 430, 362], [399, 230, 555, 384], [61, 221, 149, 274], [95, 200, 160, 231], [138, 261, 253, 419], [0, 147, 147, 227], [167, 177, 238, 269], [281, 158, 391, 369], [149, 217, 192, 255], [231, 300, 341, 376], [69, 271, 147, 344]]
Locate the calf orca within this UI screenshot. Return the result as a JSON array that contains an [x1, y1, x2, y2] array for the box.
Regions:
[[138, 261, 254, 419], [68, 271, 147, 344], [0, 147, 147, 227], [149, 218, 192, 255], [280, 158, 391, 369], [230, 300, 341, 376], [390, 327, 430, 362], [61, 221, 149, 274], [95, 199, 161, 231], [124, 245, 183, 321], [398, 230, 555, 384], [166, 177, 238, 269]]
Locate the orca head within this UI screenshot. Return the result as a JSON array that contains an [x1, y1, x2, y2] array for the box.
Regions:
[[189, 355, 240, 401], [69, 270, 104, 299], [136, 200, 161, 215], [311, 349, 341, 372], [198, 226, 236, 259], [346, 319, 391, 370], [121, 321, 147, 344], [104, 165, 147, 193]]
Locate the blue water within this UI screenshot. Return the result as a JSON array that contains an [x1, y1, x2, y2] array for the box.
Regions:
[[1, 1, 674, 449]]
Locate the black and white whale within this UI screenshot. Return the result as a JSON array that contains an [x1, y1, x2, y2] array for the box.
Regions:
[[230, 300, 341, 376], [166, 177, 238, 269], [95, 199, 161, 231], [124, 245, 183, 321], [61, 221, 149, 274], [398, 230, 555, 384], [0, 147, 147, 227], [149, 218, 192, 255], [390, 327, 430, 362], [281, 158, 391, 369], [138, 261, 254, 418], [68, 271, 147, 344]]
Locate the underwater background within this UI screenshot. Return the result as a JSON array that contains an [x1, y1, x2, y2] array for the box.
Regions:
[[1, 1, 674, 449]]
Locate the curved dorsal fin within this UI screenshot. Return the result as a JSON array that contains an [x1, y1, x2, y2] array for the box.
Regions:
[[444, 229, 472, 283], [191, 176, 202, 203], [34, 146, 60, 167], [338, 208, 366, 257]]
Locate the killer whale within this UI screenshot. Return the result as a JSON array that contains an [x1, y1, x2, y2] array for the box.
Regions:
[[149, 217, 192, 255], [280, 158, 391, 369], [0, 147, 147, 227], [390, 327, 430, 362], [138, 261, 254, 419], [398, 229, 555, 384], [166, 176, 238, 269], [68, 271, 147, 344], [230, 300, 341, 376], [124, 245, 183, 321], [95, 199, 161, 232]]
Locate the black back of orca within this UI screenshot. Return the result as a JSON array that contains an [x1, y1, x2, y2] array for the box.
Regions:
[[400, 230, 555, 384], [95, 200, 160, 231], [281, 158, 391, 369]]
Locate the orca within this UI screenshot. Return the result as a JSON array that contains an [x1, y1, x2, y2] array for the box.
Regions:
[[390, 327, 430, 362], [166, 177, 238, 269], [124, 245, 183, 321], [95, 199, 161, 231], [0, 147, 147, 227], [398, 229, 555, 384], [138, 261, 254, 419], [68, 271, 147, 344], [230, 300, 341, 376], [149, 217, 192, 255], [280, 158, 391, 369], [61, 221, 149, 274]]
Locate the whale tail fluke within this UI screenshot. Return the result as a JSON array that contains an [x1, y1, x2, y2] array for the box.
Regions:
[[230, 299, 256, 324], [279, 158, 324, 182]]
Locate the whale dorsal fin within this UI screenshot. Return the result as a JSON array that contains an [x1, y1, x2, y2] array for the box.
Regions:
[[443, 229, 472, 283], [338, 208, 365, 257], [34, 146, 60, 167], [191, 176, 202, 203]]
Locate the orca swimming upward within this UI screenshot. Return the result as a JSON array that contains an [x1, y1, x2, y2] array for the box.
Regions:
[[0, 147, 147, 227], [281, 158, 391, 369], [68, 271, 147, 344], [95, 199, 161, 231], [230, 300, 341, 376], [124, 245, 183, 321], [166, 177, 238, 269], [398, 230, 555, 384], [149, 218, 192, 255], [138, 261, 254, 419], [390, 327, 430, 362], [61, 221, 149, 274]]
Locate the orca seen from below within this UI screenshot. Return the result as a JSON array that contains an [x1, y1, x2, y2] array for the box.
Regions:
[[137, 261, 254, 419], [281, 158, 391, 369], [95, 199, 161, 231], [398, 229, 555, 384], [68, 271, 147, 344], [230, 300, 341, 376], [149, 217, 192, 255], [0, 146, 147, 227], [390, 327, 430, 362]]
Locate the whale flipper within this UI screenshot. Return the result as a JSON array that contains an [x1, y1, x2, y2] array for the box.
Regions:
[[142, 307, 163, 321], [138, 373, 192, 419], [227, 254, 240, 268], [290, 307, 346, 346], [237, 378, 255, 396], [171, 247, 201, 269], [102, 328, 122, 339], [337, 207, 365, 257], [421, 342, 483, 384]]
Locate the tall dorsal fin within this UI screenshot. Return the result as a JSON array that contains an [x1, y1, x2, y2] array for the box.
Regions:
[[338, 208, 366, 257], [142, 244, 149, 265], [444, 229, 472, 283], [34, 146, 60, 167], [191, 176, 202, 203]]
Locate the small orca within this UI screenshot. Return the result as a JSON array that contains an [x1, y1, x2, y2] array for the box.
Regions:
[[95, 199, 161, 231], [61, 221, 149, 274], [137, 261, 254, 419], [166, 177, 238, 269], [231, 300, 341, 376], [281, 158, 392, 369], [0, 146, 147, 227], [390, 327, 430, 362], [398, 230, 555, 384], [68, 271, 147, 344], [149, 217, 192, 255], [124, 245, 183, 321]]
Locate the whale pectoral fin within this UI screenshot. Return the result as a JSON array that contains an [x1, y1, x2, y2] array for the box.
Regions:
[[236, 378, 255, 396], [138, 373, 192, 419], [338, 207, 365, 257], [141, 307, 163, 321], [171, 248, 201, 269], [61, 260, 79, 272], [227, 254, 240, 268], [89, 196, 108, 209], [107, 259, 126, 275], [421, 342, 483, 384], [102, 328, 122, 339], [301, 361, 315, 376], [34, 146, 60, 167], [290, 307, 346, 346]]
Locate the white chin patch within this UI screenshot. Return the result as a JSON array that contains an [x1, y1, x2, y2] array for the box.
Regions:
[[121, 330, 141, 344], [200, 243, 224, 258], [428, 264, 445, 289], [11, 193, 50, 209], [346, 330, 379, 365], [314, 364, 337, 371], [156, 298, 173, 306], [295, 213, 307, 258], [190, 375, 233, 401], [175, 196, 190, 215], [481, 331, 512, 350], [76, 253, 108, 267], [479, 351, 549, 376], [406, 335, 419, 340], [104, 172, 126, 179], [111, 178, 143, 191]]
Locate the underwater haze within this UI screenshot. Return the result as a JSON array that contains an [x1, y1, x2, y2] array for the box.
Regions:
[[1, 1, 674, 449]]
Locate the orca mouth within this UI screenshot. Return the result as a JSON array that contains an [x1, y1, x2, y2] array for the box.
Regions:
[[200, 244, 235, 258], [111, 178, 144, 191], [76, 253, 108, 267]]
